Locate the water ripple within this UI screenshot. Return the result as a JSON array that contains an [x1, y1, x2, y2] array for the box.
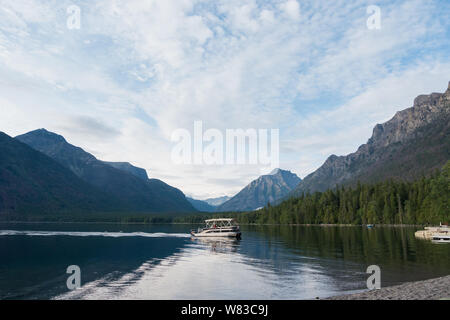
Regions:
[[0, 230, 191, 238]]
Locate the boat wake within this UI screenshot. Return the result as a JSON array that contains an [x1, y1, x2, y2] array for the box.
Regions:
[[0, 230, 191, 238]]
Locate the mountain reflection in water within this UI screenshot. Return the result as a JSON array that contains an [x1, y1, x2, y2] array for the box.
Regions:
[[0, 223, 448, 299]]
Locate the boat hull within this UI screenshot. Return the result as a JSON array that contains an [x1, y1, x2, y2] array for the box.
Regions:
[[432, 235, 450, 243], [191, 231, 241, 238]]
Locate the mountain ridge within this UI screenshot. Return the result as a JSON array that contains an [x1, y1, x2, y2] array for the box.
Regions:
[[204, 196, 230, 206], [289, 81, 450, 198], [0, 132, 123, 214], [217, 169, 301, 212], [186, 197, 216, 212], [102, 161, 148, 180], [15, 129, 196, 213]]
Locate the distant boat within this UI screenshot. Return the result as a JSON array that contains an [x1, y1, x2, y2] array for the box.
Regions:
[[366, 224, 374, 228], [191, 218, 241, 239]]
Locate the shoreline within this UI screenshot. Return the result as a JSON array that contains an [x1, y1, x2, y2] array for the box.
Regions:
[[327, 275, 450, 300], [0, 220, 425, 227]]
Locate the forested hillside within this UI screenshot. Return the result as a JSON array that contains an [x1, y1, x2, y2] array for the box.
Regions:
[[179, 161, 449, 226]]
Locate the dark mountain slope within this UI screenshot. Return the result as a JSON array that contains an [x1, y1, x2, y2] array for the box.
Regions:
[[186, 197, 216, 212], [0, 132, 120, 215], [291, 82, 450, 197], [102, 161, 148, 180], [16, 129, 195, 213]]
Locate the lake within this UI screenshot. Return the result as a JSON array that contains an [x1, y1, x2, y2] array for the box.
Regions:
[[0, 223, 448, 300]]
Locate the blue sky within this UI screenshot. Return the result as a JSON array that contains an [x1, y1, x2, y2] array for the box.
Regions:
[[0, 0, 449, 199]]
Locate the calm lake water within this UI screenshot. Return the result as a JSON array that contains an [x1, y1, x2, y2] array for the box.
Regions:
[[0, 223, 448, 300]]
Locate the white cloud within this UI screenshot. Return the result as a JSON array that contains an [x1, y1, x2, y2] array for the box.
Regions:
[[284, 61, 450, 177], [0, 0, 449, 198], [280, 0, 300, 20]]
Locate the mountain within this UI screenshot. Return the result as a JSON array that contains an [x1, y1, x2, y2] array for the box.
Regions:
[[0, 132, 121, 215], [102, 161, 148, 180], [187, 195, 232, 212], [186, 197, 216, 212], [217, 169, 301, 212], [204, 196, 231, 207], [15, 129, 196, 213], [290, 81, 450, 197]]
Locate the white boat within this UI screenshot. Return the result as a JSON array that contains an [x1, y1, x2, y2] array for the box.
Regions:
[[191, 218, 241, 239], [415, 223, 449, 241]]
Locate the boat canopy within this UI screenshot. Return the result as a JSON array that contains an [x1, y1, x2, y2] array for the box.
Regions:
[[204, 219, 237, 228]]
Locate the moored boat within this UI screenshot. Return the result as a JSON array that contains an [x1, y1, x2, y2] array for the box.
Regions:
[[415, 222, 449, 242], [191, 218, 241, 239], [431, 233, 450, 243]]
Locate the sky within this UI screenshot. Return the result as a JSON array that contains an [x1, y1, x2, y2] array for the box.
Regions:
[[0, 0, 449, 199]]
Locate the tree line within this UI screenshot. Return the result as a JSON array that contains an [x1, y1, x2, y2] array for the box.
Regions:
[[3, 162, 447, 225], [178, 161, 449, 226]]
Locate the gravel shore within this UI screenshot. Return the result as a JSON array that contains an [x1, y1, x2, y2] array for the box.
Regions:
[[328, 275, 450, 300]]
